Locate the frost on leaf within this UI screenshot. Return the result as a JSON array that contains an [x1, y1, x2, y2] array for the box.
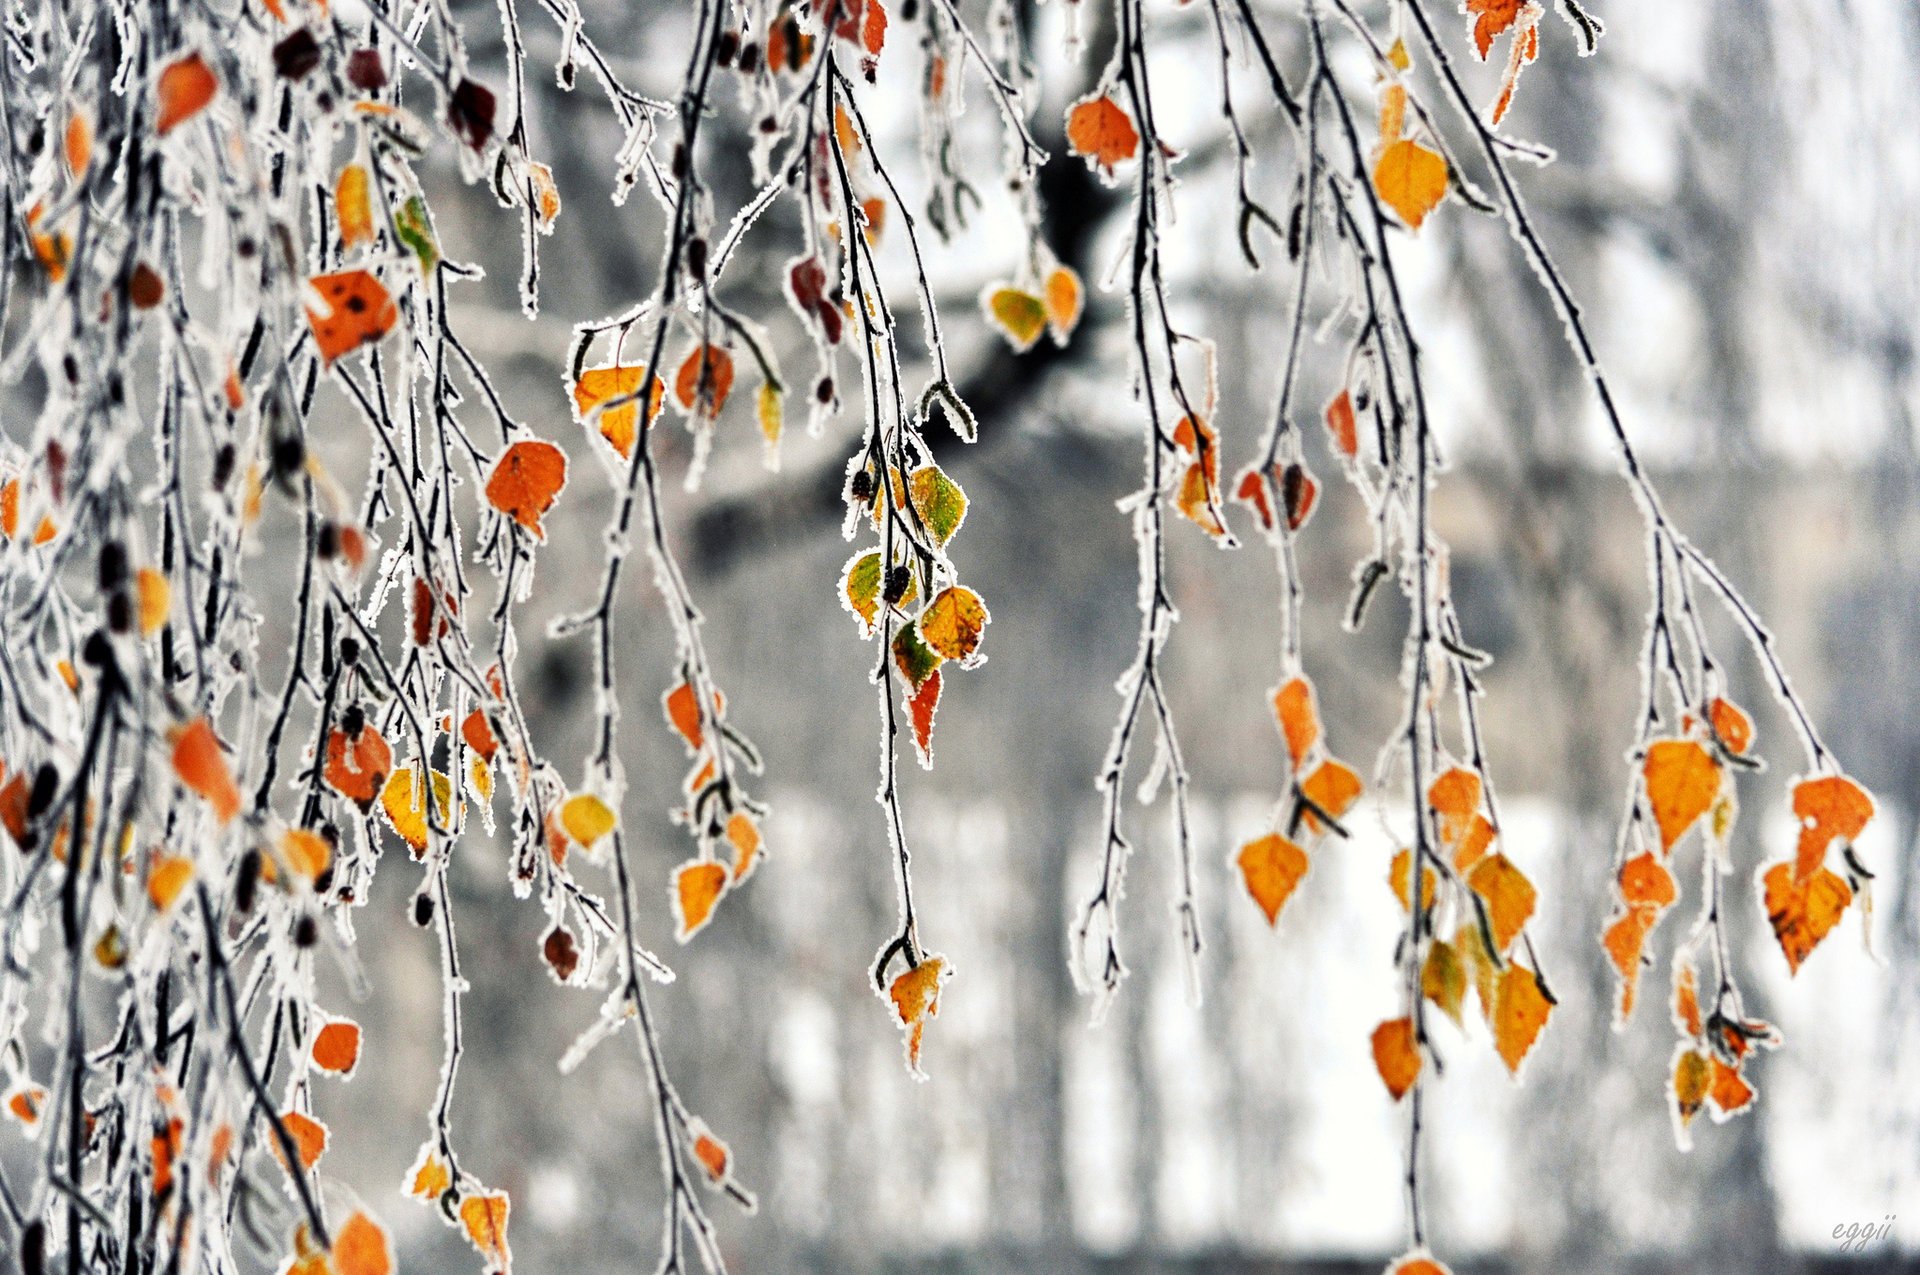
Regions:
[[572, 364, 663, 458], [1642, 738, 1720, 852], [1466, 853, 1535, 953], [917, 586, 989, 665], [459, 1191, 512, 1273], [1298, 758, 1363, 833], [1235, 833, 1309, 926], [305, 270, 398, 368], [1789, 773, 1873, 881], [1492, 963, 1552, 1075], [324, 724, 392, 808], [888, 956, 948, 1077], [1271, 676, 1320, 770], [333, 1211, 395, 1275], [484, 439, 568, 539], [674, 860, 729, 942], [673, 343, 735, 418], [1372, 139, 1448, 231], [983, 286, 1048, 352], [312, 1018, 363, 1077], [1762, 861, 1852, 974], [1065, 93, 1141, 177], [560, 792, 616, 848]]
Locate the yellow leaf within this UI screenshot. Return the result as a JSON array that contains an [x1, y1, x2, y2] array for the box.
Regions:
[[458, 1192, 511, 1272], [1492, 963, 1552, 1075], [1371, 1016, 1420, 1100], [560, 793, 616, 848], [982, 287, 1048, 353], [335, 165, 375, 249], [135, 567, 171, 636], [917, 586, 989, 665]]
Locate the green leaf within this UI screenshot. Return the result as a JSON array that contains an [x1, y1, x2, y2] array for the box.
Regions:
[[394, 196, 440, 275], [891, 621, 943, 690], [842, 550, 883, 634], [908, 466, 967, 547]]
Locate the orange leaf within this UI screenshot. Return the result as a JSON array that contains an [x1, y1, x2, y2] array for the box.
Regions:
[[1044, 266, 1083, 343], [1389, 847, 1435, 914], [861, 0, 887, 55], [907, 668, 941, 767], [1235, 833, 1309, 926], [1372, 138, 1448, 231], [1426, 766, 1482, 853], [172, 716, 241, 824], [1707, 696, 1753, 755], [663, 681, 704, 752], [1790, 773, 1874, 881], [1465, 0, 1523, 59], [484, 439, 567, 539], [278, 1111, 328, 1171], [458, 1192, 512, 1271], [1601, 906, 1654, 1020], [156, 53, 217, 136], [406, 1145, 453, 1200], [572, 364, 663, 458], [5, 1085, 45, 1125], [888, 955, 948, 1076], [148, 856, 195, 912], [462, 710, 499, 762], [1618, 851, 1677, 910], [1762, 860, 1851, 975], [282, 828, 332, 882], [1299, 758, 1363, 833], [1492, 963, 1551, 1075], [1466, 852, 1535, 953], [1708, 1058, 1754, 1118], [1324, 390, 1358, 460], [674, 860, 729, 942], [1271, 676, 1320, 770], [1174, 462, 1229, 540], [65, 111, 93, 177], [305, 270, 397, 368], [324, 724, 392, 809], [333, 1211, 394, 1275], [1370, 1016, 1420, 1101], [918, 586, 989, 664], [1387, 1255, 1454, 1275], [136, 567, 171, 636], [1452, 813, 1496, 872], [1642, 738, 1720, 852], [673, 344, 735, 418], [1065, 93, 1140, 175], [725, 811, 763, 882], [1672, 961, 1703, 1038], [312, 1019, 362, 1077], [693, 1131, 730, 1183]]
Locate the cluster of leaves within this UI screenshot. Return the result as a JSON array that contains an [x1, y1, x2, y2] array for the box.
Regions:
[[0, 0, 1880, 1269]]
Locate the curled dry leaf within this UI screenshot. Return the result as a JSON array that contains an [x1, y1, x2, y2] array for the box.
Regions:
[[572, 364, 663, 458], [673, 343, 735, 417], [888, 955, 947, 1077]]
